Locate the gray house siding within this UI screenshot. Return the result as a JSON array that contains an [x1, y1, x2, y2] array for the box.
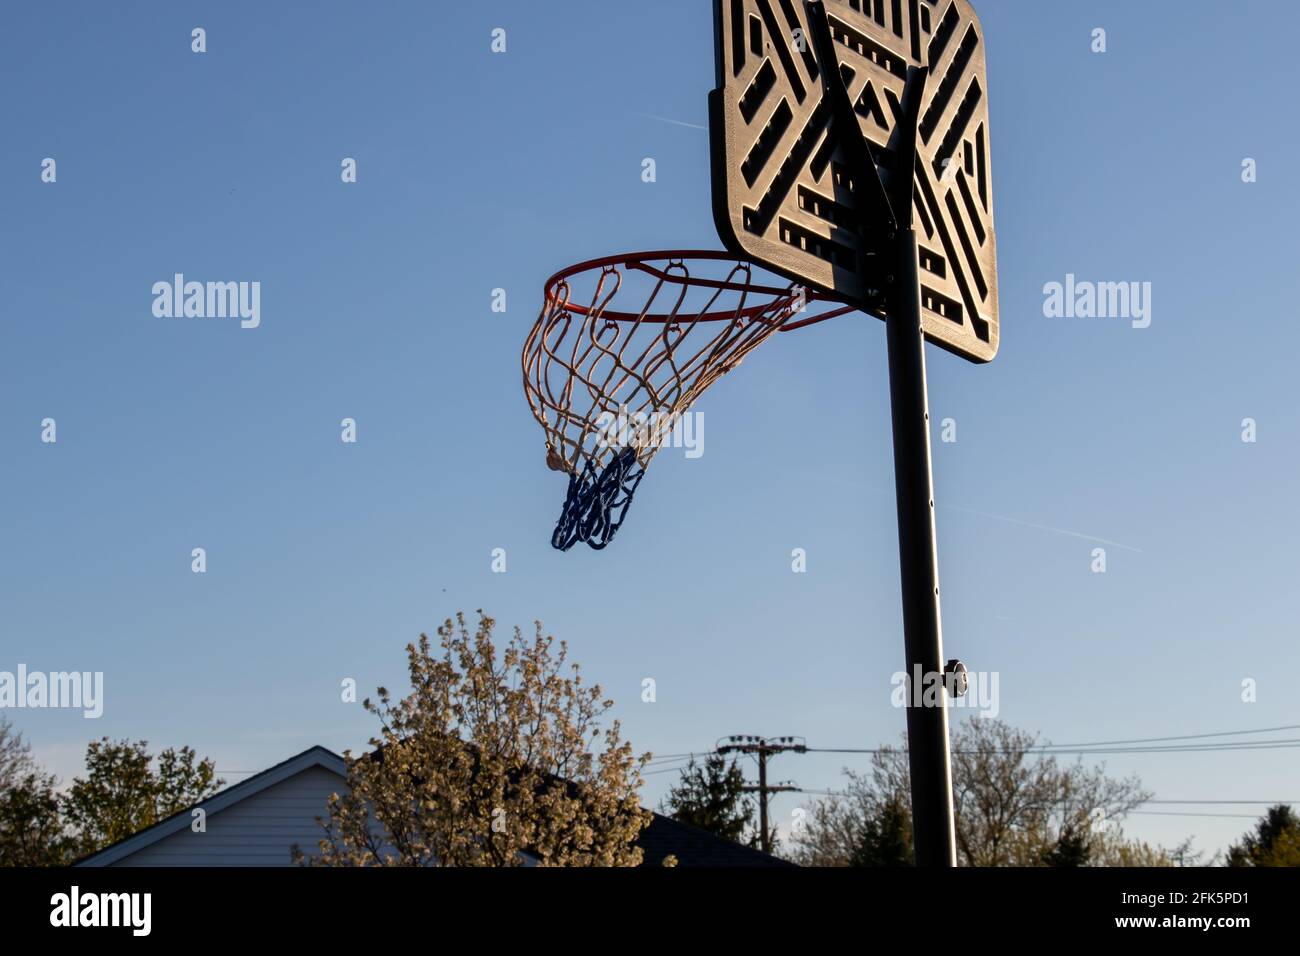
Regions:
[[109, 765, 344, 867]]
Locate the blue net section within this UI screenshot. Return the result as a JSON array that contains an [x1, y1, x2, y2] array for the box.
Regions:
[[551, 446, 645, 551]]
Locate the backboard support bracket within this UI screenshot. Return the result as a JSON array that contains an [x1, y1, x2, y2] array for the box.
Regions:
[[804, 0, 898, 302]]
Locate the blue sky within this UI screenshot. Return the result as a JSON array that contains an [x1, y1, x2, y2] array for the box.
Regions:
[[3, 0, 1298, 860]]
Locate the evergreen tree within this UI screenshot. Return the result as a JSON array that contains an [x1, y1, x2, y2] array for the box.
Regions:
[[849, 795, 913, 866], [1227, 805, 1300, 867], [661, 753, 764, 847], [1041, 825, 1091, 867]]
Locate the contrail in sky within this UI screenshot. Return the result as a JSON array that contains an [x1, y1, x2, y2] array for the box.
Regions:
[[636, 112, 708, 131], [942, 504, 1143, 553], [831, 477, 1145, 553]]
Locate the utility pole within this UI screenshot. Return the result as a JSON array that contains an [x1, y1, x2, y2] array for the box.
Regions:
[[716, 735, 805, 854]]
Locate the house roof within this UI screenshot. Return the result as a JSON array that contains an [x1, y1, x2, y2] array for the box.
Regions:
[[637, 814, 795, 868], [75, 745, 347, 867], [76, 745, 794, 868]]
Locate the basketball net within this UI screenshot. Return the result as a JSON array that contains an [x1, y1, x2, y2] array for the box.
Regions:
[[523, 252, 845, 550]]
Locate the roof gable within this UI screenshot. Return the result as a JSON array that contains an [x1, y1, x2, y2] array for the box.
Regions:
[[75, 746, 345, 867]]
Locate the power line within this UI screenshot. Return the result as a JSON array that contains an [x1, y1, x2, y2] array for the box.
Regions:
[[1016, 741, 1300, 756], [1045, 723, 1300, 749], [806, 740, 1300, 757], [642, 763, 694, 777], [1130, 811, 1261, 819], [644, 752, 703, 763], [645, 724, 1300, 777], [642, 725, 1300, 825], [1146, 800, 1299, 805], [787, 786, 1294, 818], [794, 792, 1295, 806], [806, 722, 1300, 757]]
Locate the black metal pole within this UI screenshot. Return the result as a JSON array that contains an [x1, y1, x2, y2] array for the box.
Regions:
[[757, 747, 770, 855], [885, 228, 957, 867], [800, 6, 954, 866]]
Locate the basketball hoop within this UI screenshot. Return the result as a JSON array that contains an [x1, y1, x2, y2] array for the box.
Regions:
[[522, 250, 852, 550]]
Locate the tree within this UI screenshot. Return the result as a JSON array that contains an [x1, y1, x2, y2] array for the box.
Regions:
[[0, 771, 69, 866], [949, 719, 1149, 867], [661, 753, 764, 847], [849, 793, 912, 867], [1040, 825, 1090, 867], [62, 738, 223, 856], [0, 719, 72, 866], [1227, 805, 1300, 867], [299, 611, 652, 866], [789, 718, 1175, 867], [0, 718, 35, 793]]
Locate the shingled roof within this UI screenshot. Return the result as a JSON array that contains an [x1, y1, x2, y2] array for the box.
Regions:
[[637, 813, 796, 867]]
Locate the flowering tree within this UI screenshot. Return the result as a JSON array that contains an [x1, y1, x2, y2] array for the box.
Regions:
[[300, 611, 651, 866]]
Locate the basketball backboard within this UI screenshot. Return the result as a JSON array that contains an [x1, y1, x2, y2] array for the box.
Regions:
[[710, 0, 998, 362]]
